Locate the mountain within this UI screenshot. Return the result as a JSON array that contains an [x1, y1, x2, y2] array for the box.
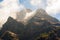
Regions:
[[1, 17, 60, 40], [0, 17, 25, 38], [16, 8, 59, 24], [16, 9, 32, 22], [0, 17, 55, 40], [29, 9, 59, 23], [0, 9, 60, 40]]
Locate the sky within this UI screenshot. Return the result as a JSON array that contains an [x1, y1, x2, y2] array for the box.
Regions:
[[0, 0, 60, 29], [0, 0, 60, 20], [19, 0, 60, 21]]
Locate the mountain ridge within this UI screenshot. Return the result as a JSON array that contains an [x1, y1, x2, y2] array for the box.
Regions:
[[0, 8, 60, 40], [28, 9, 59, 23]]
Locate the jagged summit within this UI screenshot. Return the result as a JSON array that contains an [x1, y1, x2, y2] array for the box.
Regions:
[[30, 8, 59, 23], [16, 8, 32, 22], [1, 17, 24, 33], [15, 8, 59, 24], [36, 9, 47, 15]]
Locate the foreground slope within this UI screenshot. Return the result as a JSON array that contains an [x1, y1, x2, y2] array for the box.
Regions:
[[0, 17, 60, 40]]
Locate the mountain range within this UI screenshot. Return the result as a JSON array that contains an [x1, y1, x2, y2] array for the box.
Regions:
[[0, 8, 60, 40], [16, 8, 59, 24]]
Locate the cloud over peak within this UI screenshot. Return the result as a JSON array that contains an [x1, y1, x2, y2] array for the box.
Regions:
[[30, 0, 60, 15]]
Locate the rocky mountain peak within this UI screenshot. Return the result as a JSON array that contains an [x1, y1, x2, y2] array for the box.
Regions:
[[30, 8, 59, 23]]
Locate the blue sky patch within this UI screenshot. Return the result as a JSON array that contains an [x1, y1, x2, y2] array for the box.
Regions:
[[0, 0, 3, 2]]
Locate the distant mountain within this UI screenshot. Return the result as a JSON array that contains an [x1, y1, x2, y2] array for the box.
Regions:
[[16, 9, 32, 21], [29, 9, 59, 23], [15, 8, 59, 25]]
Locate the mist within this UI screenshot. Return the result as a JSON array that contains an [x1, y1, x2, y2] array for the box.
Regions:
[[0, 0, 23, 29]]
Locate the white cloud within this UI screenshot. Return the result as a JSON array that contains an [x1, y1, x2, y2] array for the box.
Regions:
[[30, 0, 60, 15], [0, 0, 25, 29], [46, 0, 60, 15], [30, 0, 42, 6], [30, 0, 46, 9], [23, 10, 36, 22]]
